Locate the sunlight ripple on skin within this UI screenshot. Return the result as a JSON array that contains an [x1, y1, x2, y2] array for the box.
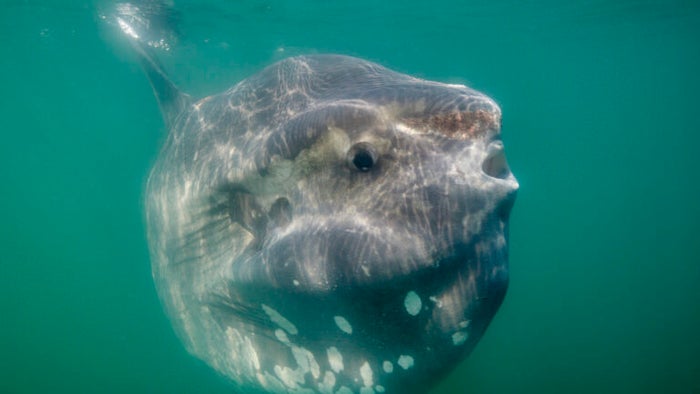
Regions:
[[112, 2, 518, 393]]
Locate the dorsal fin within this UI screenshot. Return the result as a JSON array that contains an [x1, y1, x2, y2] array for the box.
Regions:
[[131, 43, 192, 128], [113, 1, 192, 128]]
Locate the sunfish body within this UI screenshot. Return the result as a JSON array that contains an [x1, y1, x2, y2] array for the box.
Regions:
[[117, 6, 518, 394]]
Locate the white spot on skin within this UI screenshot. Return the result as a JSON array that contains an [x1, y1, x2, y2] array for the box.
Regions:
[[336, 386, 353, 394], [361, 264, 371, 277], [459, 320, 471, 329], [223, 327, 260, 374], [291, 345, 321, 379], [327, 346, 344, 373], [360, 387, 375, 394], [398, 355, 414, 370], [262, 304, 298, 335], [293, 279, 300, 286], [382, 361, 393, 373], [318, 371, 336, 394], [257, 371, 287, 392], [452, 331, 469, 346], [376, 385, 385, 393], [275, 329, 290, 344], [495, 233, 506, 248], [268, 341, 320, 391], [274, 364, 304, 388], [360, 263, 372, 278], [360, 361, 373, 387], [334, 315, 353, 334], [404, 291, 422, 316]]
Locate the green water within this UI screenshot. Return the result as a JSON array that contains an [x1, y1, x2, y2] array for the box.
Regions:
[[1, 1, 699, 393]]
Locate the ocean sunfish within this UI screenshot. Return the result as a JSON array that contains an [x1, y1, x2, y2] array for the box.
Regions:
[[114, 3, 518, 393]]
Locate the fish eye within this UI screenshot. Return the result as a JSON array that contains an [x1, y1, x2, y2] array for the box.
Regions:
[[347, 142, 377, 172]]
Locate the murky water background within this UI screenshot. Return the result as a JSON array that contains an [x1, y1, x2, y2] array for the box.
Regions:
[[1, 1, 699, 393]]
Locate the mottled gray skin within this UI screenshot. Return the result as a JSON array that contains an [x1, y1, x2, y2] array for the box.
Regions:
[[142, 54, 518, 394], [120, 10, 518, 389]]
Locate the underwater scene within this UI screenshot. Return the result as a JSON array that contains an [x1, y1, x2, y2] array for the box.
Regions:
[[1, 1, 699, 393]]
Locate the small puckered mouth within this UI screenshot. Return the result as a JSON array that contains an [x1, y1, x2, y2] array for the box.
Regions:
[[483, 140, 510, 180]]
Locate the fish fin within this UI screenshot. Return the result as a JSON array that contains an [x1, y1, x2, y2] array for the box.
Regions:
[[132, 44, 192, 128], [113, 1, 191, 128]]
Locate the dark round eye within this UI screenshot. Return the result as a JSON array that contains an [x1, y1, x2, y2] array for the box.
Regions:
[[347, 142, 377, 172]]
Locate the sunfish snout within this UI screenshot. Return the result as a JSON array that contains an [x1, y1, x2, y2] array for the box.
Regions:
[[482, 140, 519, 219]]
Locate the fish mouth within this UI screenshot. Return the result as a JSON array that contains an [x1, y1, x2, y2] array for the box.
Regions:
[[483, 140, 511, 180]]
